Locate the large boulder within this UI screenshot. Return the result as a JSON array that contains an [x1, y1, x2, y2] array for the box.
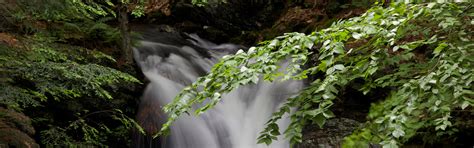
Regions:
[[0, 107, 39, 147]]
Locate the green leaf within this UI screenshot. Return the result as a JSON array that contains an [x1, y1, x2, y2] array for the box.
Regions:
[[334, 64, 345, 71], [382, 140, 399, 148], [334, 44, 345, 54], [322, 110, 335, 118], [326, 67, 335, 75], [461, 101, 469, 110], [271, 129, 280, 136], [257, 137, 272, 145], [352, 33, 363, 39], [314, 114, 326, 128], [322, 92, 334, 100], [392, 128, 405, 138], [393, 46, 400, 52], [434, 43, 448, 56], [305, 109, 320, 116]]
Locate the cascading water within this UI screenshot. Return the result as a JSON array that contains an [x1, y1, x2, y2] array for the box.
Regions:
[[133, 31, 303, 148]]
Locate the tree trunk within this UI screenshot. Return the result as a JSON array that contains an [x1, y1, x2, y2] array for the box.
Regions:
[[118, 4, 133, 64]]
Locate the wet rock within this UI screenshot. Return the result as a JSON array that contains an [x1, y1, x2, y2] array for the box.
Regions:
[[172, 0, 285, 33], [297, 118, 360, 148]]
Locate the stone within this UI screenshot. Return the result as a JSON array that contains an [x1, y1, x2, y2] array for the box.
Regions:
[[0, 108, 39, 148], [297, 118, 361, 148]]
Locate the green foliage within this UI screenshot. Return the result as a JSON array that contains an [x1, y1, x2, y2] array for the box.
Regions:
[[1, 0, 112, 31], [158, 2, 473, 147], [1, 39, 139, 103], [0, 0, 140, 45], [40, 109, 144, 146], [0, 36, 142, 145], [50, 17, 122, 44], [0, 0, 147, 146], [0, 0, 174, 48]]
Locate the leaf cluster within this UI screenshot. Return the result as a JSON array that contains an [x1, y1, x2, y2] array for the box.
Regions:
[[158, 2, 473, 147], [40, 109, 144, 146], [0, 36, 142, 145], [0, 0, 149, 146], [0, 0, 127, 46]]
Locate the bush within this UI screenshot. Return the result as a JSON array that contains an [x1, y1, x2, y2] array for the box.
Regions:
[[0, 35, 143, 146]]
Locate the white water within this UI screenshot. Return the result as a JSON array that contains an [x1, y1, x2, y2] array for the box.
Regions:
[[133, 33, 303, 148]]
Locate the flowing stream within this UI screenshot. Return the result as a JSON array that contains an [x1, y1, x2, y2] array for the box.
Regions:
[[133, 31, 303, 148]]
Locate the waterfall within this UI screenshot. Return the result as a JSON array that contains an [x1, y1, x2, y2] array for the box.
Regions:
[[133, 31, 303, 148]]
